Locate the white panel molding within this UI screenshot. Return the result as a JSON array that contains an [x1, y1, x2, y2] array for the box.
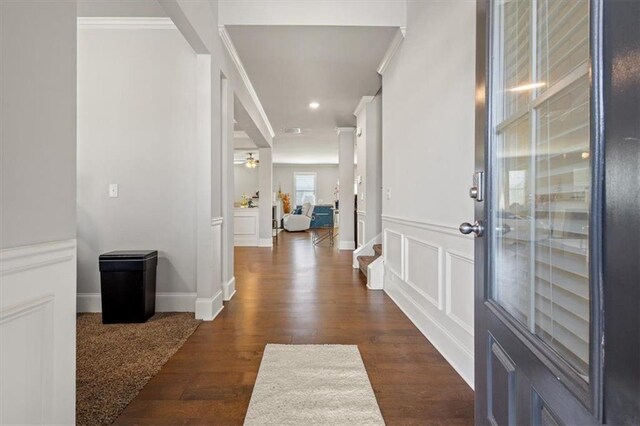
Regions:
[[0, 239, 76, 424], [377, 26, 406, 75], [77, 17, 176, 30], [0, 294, 54, 325], [0, 239, 76, 276], [384, 268, 474, 388], [404, 236, 444, 310], [218, 26, 275, 139], [382, 214, 472, 239], [234, 215, 257, 235], [383, 228, 404, 280], [195, 290, 224, 321], [223, 276, 236, 301], [357, 219, 366, 246], [1, 296, 55, 424], [445, 250, 475, 335], [77, 292, 198, 313], [211, 216, 224, 227]]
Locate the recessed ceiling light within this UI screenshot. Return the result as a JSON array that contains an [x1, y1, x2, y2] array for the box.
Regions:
[[309, 102, 320, 109]]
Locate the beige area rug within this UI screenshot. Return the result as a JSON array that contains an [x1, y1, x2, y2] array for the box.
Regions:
[[76, 313, 201, 426], [244, 344, 385, 425]]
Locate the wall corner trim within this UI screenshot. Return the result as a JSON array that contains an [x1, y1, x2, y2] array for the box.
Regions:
[[195, 290, 224, 321], [377, 26, 406, 75], [223, 276, 236, 301], [218, 25, 275, 139], [77, 17, 176, 30]]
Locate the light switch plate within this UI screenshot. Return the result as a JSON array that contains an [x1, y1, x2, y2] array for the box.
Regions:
[[109, 184, 118, 198]]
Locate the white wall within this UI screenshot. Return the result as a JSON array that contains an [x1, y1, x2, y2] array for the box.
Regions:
[[381, 0, 476, 388], [354, 94, 383, 246], [0, 2, 77, 423], [1, 3, 77, 250], [77, 26, 199, 308], [234, 164, 260, 203], [273, 164, 339, 206]]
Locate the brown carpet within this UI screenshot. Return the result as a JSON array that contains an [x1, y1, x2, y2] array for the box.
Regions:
[[76, 313, 201, 426]]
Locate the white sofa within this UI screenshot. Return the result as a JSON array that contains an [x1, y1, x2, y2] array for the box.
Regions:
[[283, 203, 314, 232]]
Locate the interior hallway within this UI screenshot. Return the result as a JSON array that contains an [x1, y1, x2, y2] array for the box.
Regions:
[[115, 232, 474, 425]]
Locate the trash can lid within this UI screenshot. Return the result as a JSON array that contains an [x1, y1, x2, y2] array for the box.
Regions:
[[99, 250, 158, 260]]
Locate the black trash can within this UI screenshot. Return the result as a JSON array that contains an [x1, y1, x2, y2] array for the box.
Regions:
[[99, 250, 158, 324]]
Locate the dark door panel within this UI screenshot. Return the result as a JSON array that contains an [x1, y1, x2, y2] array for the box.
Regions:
[[473, 0, 639, 424]]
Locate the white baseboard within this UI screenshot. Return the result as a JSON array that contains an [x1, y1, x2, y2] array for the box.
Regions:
[[195, 290, 224, 321], [77, 293, 101, 312], [223, 276, 236, 301], [258, 238, 273, 248], [77, 292, 197, 313], [339, 241, 355, 251], [385, 276, 474, 389]]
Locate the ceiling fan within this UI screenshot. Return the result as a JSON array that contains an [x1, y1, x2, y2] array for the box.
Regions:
[[245, 152, 259, 168]]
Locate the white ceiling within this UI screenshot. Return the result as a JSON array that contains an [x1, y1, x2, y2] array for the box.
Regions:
[[226, 25, 397, 164]]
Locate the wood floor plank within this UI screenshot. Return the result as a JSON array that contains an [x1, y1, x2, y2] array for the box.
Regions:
[[115, 231, 474, 425]]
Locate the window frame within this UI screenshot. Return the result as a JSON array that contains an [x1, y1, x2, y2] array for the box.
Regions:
[[293, 172, 317, 206]]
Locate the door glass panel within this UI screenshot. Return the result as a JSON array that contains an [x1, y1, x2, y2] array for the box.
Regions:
[[537, 0, 590, 91], [491, 0, 591, 380]]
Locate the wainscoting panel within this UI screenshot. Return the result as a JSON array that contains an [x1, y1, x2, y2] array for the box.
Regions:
[[235, 215, 257, 235], [405, 236, 443, 310], [382, 215, 474, 388], [357, 213, 366, 247], [383, 228, 404, 280], [234, 211, 259, 246], [446, 250, 474, 335], [0, 239, 76, 424]]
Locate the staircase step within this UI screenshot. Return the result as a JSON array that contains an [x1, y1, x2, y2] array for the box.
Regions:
[[373, 244, 383, 256], [357, 255, 377, 277]]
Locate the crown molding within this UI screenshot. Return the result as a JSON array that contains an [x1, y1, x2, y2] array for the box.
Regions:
[[335, 127, 356, 135], [219, 25, 275, 140], [353, 96, 375, 117], [377, 26, 406, 75], [77, 17, 176, 30]]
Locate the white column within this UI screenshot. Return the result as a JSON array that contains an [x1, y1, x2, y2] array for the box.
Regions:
[[221, 78, 236, 300], [337, 127, 356, 250], [258, 147, 273, 247], [194, 55, 224, 320]]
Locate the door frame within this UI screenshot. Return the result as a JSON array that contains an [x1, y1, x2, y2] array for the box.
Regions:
[[474, 0, 639, 424]]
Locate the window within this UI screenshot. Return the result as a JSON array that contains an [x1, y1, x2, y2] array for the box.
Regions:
[[294, 173, 316, 206], [490, 0, 591, 379]]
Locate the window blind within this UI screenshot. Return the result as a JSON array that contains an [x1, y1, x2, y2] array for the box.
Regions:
[[492, 0, 590, 379]]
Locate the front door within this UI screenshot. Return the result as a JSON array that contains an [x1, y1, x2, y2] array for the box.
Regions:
[[468, 0, 640, 424]]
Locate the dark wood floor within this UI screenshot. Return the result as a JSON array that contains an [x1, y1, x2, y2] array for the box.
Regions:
[[115, 231, 474, 425]]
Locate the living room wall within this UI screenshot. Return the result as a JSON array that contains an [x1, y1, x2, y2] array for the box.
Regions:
[[273, 164, 339, 206]]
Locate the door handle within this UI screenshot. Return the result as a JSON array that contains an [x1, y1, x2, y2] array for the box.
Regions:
[[459, 220, 485, 237]]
